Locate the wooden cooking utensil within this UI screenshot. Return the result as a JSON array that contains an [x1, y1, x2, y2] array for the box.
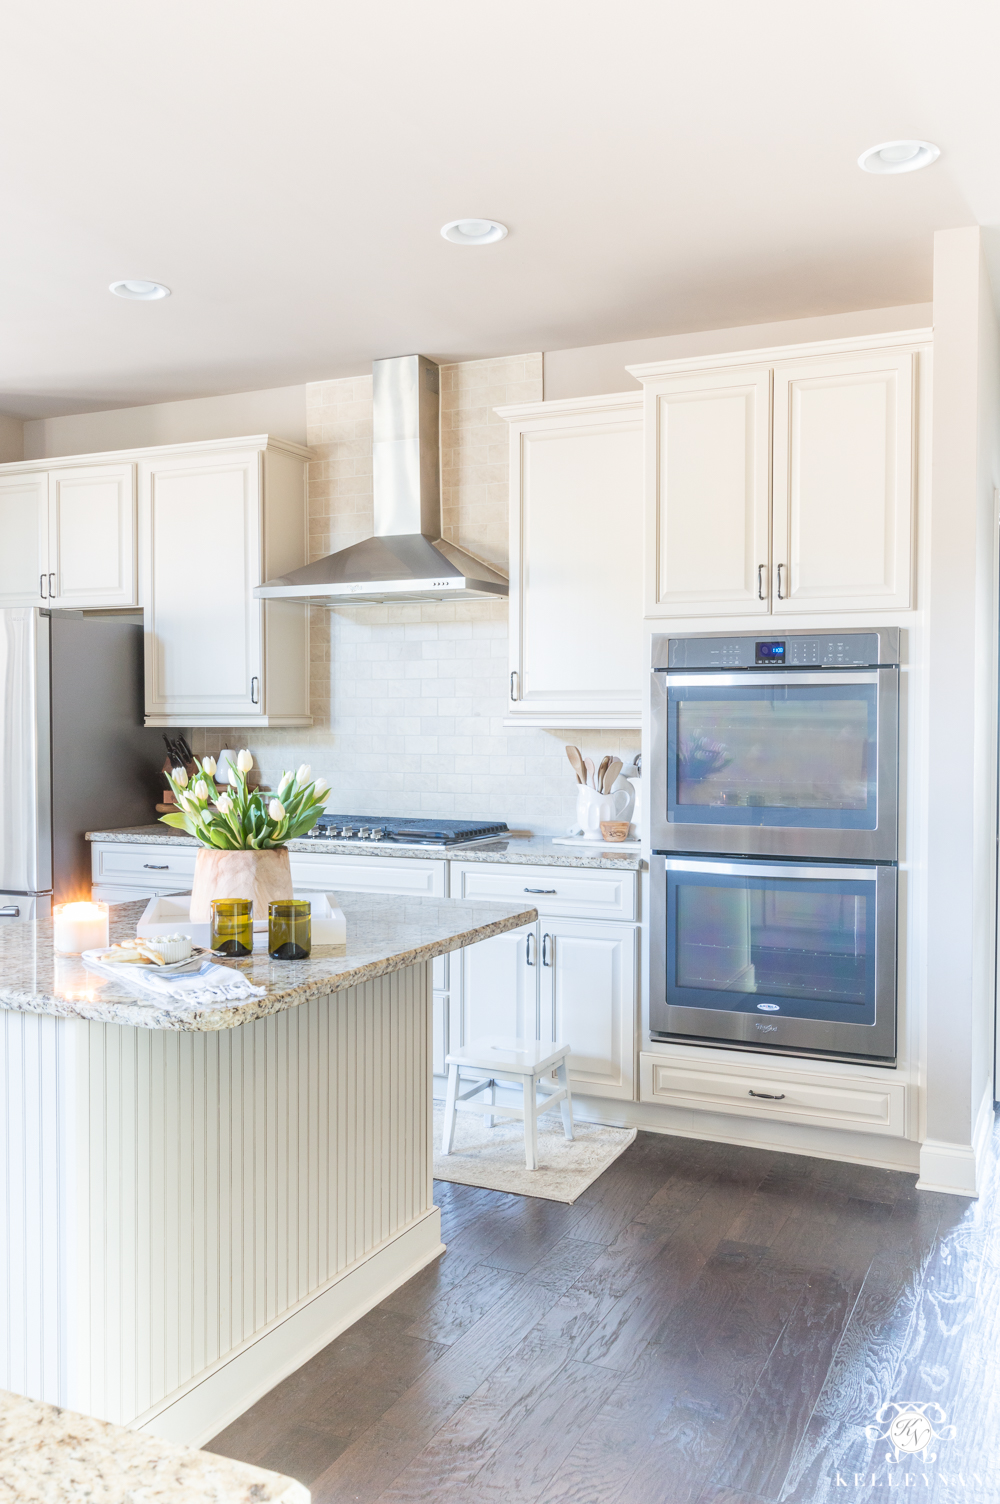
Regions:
[[583, 757, 597, 790], [565, 745, 586, 784], [597, 755, 611, 793], [602, 757, 623, 793]]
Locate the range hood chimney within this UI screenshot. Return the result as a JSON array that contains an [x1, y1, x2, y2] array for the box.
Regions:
[[255, 354, 509, 605]]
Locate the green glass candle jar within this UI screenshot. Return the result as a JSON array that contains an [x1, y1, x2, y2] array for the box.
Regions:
[[268, 899, 312, 960], [211, 898, 253, 957]]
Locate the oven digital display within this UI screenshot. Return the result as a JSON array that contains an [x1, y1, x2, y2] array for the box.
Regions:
[[755, 640, 786, 663]]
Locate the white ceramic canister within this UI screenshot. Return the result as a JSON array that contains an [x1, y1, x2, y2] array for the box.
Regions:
[[575, 784, 631, 841]]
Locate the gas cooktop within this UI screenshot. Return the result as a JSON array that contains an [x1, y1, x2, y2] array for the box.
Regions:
[[303, 815, 510, 849]]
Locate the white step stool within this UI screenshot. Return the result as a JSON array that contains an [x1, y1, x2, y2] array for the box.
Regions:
[[441, 1036, 575, 1172]]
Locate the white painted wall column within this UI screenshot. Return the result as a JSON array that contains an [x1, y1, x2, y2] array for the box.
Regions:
[[919, 226, 1000, 1195]]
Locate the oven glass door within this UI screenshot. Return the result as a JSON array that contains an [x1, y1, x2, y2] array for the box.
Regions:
[[661, 866, 884, 1028], [666, 672, 880, 830]]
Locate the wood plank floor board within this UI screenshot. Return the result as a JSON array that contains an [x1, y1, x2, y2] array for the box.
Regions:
[[210, 1124, 1000, 1503], [706, 1196, 894, 1498], [776, 1184, 950, 1502], [308, 1261, 589, 1503]]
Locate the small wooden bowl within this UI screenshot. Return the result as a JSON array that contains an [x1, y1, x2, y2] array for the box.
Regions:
[[600, 821, 630, 843]]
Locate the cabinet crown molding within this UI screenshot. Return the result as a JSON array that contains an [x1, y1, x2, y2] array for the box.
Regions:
[[0, 433, 312, 475], [494, 391, 642, 423], [626, 326, 933, 383]]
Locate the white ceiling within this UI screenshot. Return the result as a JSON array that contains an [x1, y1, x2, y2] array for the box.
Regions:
[[0, 0, 995, 417]]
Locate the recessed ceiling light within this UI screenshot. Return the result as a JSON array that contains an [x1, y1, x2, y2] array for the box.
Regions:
[[440, 219, 508, 246], [857, 140, 940, 175], [109, 279, 171, 300]]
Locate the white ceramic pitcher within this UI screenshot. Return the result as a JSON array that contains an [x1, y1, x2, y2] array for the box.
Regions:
[[575, 784, 631, 841]]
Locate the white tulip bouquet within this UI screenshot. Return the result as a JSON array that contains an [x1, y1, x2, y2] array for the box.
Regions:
[[160, 751, 329, 850]]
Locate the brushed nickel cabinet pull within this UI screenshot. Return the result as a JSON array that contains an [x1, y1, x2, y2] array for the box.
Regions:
[[524, 887, 556, 894], [251, 676, 260, 704], [526, 931, 535, 966], [49, 572, 55, 598], [748, 1089, 786, 1100], [39, 573, 46, 599], [510, 670, 519, 701]]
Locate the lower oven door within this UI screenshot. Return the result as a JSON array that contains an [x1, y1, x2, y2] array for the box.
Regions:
[[650, 856, 896, 1063]]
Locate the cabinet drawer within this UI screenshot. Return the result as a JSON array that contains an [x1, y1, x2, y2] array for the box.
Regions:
[[640, 1052, 905, 1136], [450, 862, 636, 921], [92, 842, 198, 888], [288, 853, 446, 898]]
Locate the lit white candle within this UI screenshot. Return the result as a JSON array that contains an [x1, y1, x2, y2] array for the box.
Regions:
[[53, 901, 110, 956]]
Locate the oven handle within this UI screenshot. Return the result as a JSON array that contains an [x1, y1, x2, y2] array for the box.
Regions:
[[660, 670, 882, 688], [663, 857, 879, 882]]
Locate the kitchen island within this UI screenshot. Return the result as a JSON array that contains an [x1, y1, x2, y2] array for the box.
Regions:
[[0, 892, 536, 1451]]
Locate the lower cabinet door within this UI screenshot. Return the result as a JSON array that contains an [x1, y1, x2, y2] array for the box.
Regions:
[[539, 919, 636, 1100], [458, 923, 537, 1048], [433, 992, 450, 1078]]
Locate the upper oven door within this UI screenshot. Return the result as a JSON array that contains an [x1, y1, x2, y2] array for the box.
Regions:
[[651, 667, 898, 860]]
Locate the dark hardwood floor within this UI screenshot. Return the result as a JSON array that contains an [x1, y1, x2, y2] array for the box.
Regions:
[[207, 1122, 1000, 1502]]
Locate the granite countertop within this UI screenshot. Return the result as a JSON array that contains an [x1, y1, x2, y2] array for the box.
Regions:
[[86, 824, 644, 870], [0, 893, 536, 1033], [0, 1387, 307, 1503]]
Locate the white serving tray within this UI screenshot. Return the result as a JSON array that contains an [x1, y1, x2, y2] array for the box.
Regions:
[[137, 892, 347, 950]]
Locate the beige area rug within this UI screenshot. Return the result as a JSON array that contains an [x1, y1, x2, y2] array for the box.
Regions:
[[432, 1102, 637, 1203]]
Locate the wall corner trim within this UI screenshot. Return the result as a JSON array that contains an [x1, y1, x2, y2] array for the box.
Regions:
[[916, 1085, 995, 1197]]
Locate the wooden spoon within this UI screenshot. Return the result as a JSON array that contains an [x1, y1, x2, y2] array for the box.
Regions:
[[565, 745, 586, 785], [583, 756, 597, 790], [597, 755, 611, 793], [602, 757, 623, 794]]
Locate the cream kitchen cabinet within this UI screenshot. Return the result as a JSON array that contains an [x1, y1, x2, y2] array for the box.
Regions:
[[0, 462, 136, 609], [495, 393, 644, 729], [451, 860, 638, 1100], [138, 436, 311, 727], [630, 332, 927, 618]]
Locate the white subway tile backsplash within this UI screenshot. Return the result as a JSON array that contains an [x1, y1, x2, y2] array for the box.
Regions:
[[193, 351, 640, 835]]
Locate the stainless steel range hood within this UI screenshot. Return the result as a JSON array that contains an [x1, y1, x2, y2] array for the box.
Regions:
[[255, 354, 509, 605]]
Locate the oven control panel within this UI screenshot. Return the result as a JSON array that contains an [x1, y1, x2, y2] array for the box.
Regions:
[[666, 631, 884, 669]]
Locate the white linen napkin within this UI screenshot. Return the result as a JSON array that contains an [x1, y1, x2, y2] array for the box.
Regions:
[[83, 954, 266, 1010]]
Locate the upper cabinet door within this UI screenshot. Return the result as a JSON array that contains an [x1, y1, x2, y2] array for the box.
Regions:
[[502, 395, 644, 728], [645, 367, 772, 617], [48, 464, 136, 608], [0, 473, 48, 606], [139, 449, 263, 721], [771, 351, 915, 613]]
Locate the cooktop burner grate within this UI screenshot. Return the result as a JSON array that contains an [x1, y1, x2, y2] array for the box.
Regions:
[[307, 815, 510, 847]]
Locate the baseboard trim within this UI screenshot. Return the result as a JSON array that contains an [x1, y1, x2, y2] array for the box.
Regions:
[[917, 1085, 996, 1197], [133, 1208, 444, 1448]]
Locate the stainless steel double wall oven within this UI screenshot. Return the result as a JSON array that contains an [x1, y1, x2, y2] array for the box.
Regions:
[[649, 629, 900, 1063]]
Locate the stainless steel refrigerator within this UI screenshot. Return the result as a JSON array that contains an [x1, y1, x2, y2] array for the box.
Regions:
[[0, 608, 162, 920]]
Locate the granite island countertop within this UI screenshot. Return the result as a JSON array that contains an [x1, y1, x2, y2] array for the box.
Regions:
[[0, 1387, 308, 1503], [0, 893, 536, 1033], [86, 824, 644, 870]]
